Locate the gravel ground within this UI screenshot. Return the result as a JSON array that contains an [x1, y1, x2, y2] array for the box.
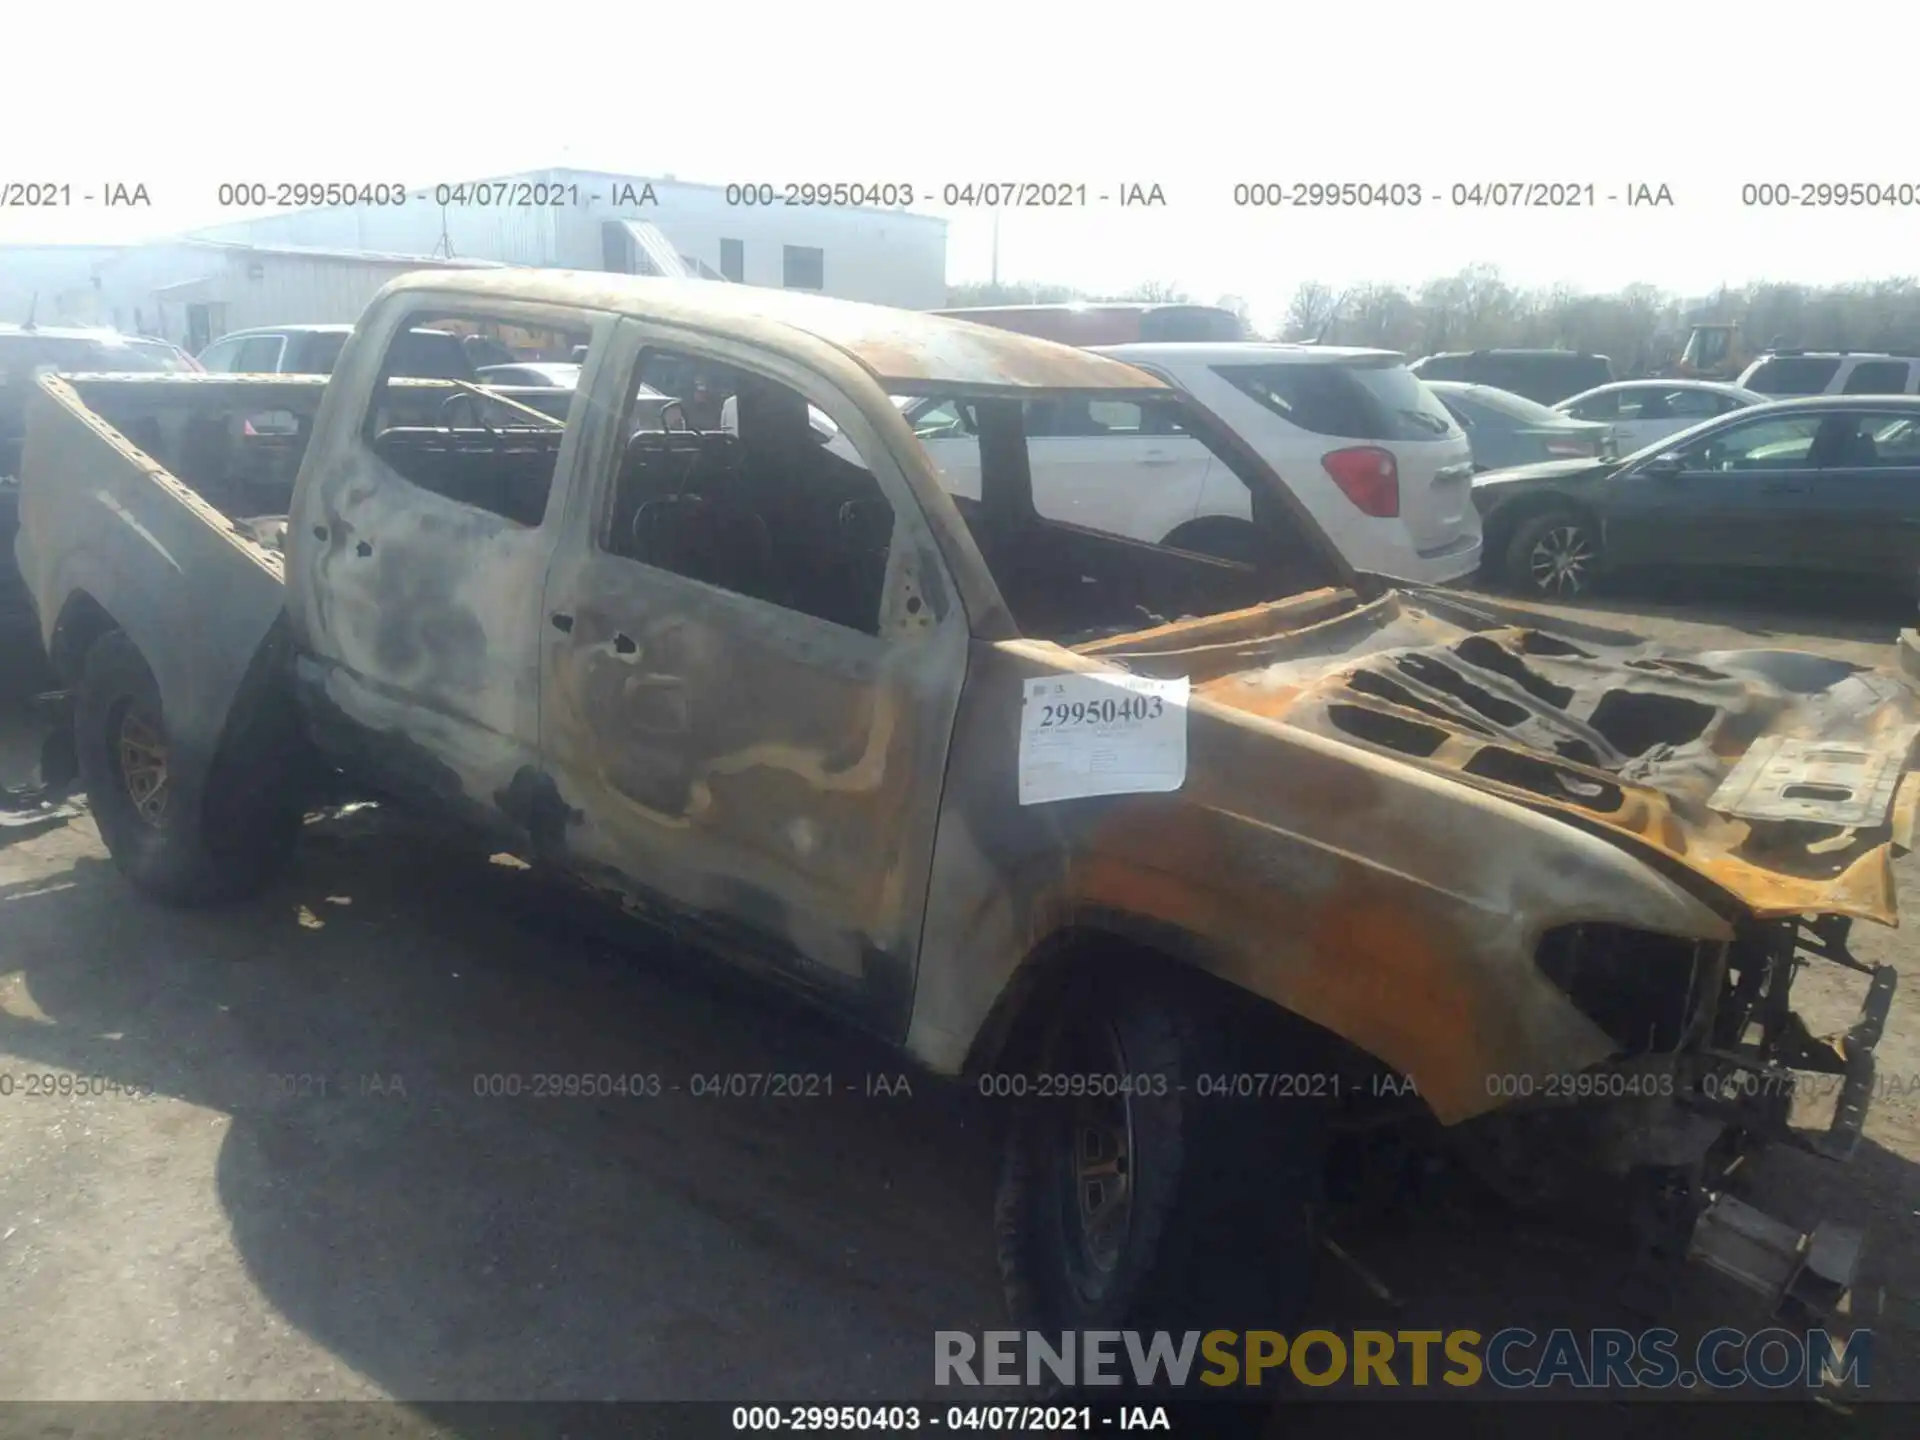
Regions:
[[0, 576, 1915, 1438]]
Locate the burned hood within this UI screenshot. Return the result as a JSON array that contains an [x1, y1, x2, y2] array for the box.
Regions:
[[1084, 586, 1920, 924]]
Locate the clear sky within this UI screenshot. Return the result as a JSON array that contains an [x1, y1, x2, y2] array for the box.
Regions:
[[5, 0, 1917, 331]]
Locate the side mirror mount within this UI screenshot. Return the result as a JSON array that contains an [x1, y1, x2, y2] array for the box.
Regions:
[[1639, 452, 1685, 479]]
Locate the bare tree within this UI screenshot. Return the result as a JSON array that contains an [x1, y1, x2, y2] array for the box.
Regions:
[[1343, 284, 1419, 352], [1117, 280, 1192, 304], [1280, 281, 1340, 341], [944, 280, 1088, 306], [1214, 294, 1253, 333], [946, 269, 1920, 374]]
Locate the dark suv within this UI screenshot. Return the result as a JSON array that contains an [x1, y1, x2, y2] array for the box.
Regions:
[[1409, 349, 1615, 406]]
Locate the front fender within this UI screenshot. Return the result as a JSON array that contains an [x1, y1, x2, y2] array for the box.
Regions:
[[908, 637, 1731, 1124]]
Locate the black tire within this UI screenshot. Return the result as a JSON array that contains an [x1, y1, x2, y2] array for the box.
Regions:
[[1503, 507, 1601, 599], [75, 630, 304, 905], [994, 973, 1326, 1353]]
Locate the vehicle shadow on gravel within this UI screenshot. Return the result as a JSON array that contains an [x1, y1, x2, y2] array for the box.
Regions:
[[0, 816, 1006, 1406], [0, 814, 1912, 1433]]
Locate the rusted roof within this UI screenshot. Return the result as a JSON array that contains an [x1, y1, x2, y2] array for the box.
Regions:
[[378, 269, 1171, 393]]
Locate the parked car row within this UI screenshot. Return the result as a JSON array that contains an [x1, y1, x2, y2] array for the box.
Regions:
[[1390, 346, 1920, 605], [534, 310, 1918, 609], [97, 308, 1920, 619], [1472, 394, 1920, 597]]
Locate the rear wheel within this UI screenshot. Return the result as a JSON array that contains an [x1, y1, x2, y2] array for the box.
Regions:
[[76, 631, 303, 905], [1504, 508, 1601, 599], [995, 973, 1326, 1351]]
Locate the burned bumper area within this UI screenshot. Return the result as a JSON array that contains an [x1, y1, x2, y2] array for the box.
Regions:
[[1463, 914, 1897, 1322], [1311, 609, 1913, 1321]]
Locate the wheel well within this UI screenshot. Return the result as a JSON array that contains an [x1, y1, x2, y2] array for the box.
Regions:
[[1161, 515, 1258, 547], [1160, 513, 1319, 569], [48, 591, 119, 686], [1483, 491, 1598, 565], [963, 926, 1369, 1081]]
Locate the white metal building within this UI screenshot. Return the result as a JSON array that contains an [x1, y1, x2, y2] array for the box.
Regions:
[[1, 167, 949, 355], [0, 246, 126, 329], [83, 241, 504, 352], [184, 167, 949, 310]]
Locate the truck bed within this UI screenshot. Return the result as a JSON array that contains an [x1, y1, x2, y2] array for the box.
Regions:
[[12, 373, 315, 795]]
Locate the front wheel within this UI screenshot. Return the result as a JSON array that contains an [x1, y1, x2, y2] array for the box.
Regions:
[[75, 630, 304, 905], [994, 977, 1325, 1345], [1504, 508, 1601, 599]]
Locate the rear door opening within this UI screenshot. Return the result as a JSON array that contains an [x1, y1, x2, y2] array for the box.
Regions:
[[947, 389, 1350, 647]]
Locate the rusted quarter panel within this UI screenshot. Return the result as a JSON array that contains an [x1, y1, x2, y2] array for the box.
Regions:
[[14, 374, 296, 802]]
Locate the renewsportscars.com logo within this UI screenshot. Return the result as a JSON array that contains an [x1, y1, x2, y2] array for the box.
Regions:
[[935, 1327, 1871, 1391]]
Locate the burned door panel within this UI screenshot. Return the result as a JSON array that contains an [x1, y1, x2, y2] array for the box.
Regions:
[[290, 446, 563, 830], [536, 321, 969, 1037], [283, 301, 607, 832]]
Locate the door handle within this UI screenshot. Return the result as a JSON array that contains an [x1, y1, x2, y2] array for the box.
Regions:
[[550, 613, 574, 633]]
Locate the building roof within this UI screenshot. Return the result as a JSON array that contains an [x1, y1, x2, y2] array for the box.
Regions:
[[382, 269, 1165, 393], [179, 239, 508, 268]]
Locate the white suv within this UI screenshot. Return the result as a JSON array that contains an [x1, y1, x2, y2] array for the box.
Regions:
[[834, 345, 1481, 583], [1097, 344, 1479, 582], [1737, 351, 1920, 398]]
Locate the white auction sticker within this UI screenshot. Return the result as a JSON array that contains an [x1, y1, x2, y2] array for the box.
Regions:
[[1018, 672, 1191, 806]]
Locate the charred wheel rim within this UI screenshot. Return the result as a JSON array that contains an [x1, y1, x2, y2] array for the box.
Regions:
[[1054, 1017, 1136, 1305], [1527, 523, 1596, 597], [115, 699, 171, 827]]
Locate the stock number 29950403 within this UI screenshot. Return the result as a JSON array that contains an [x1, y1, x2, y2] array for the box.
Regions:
[[1033, 694, 1165, 729]]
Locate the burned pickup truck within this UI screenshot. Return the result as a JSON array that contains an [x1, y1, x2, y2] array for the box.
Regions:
[[14, 269, 1908, 1332]]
